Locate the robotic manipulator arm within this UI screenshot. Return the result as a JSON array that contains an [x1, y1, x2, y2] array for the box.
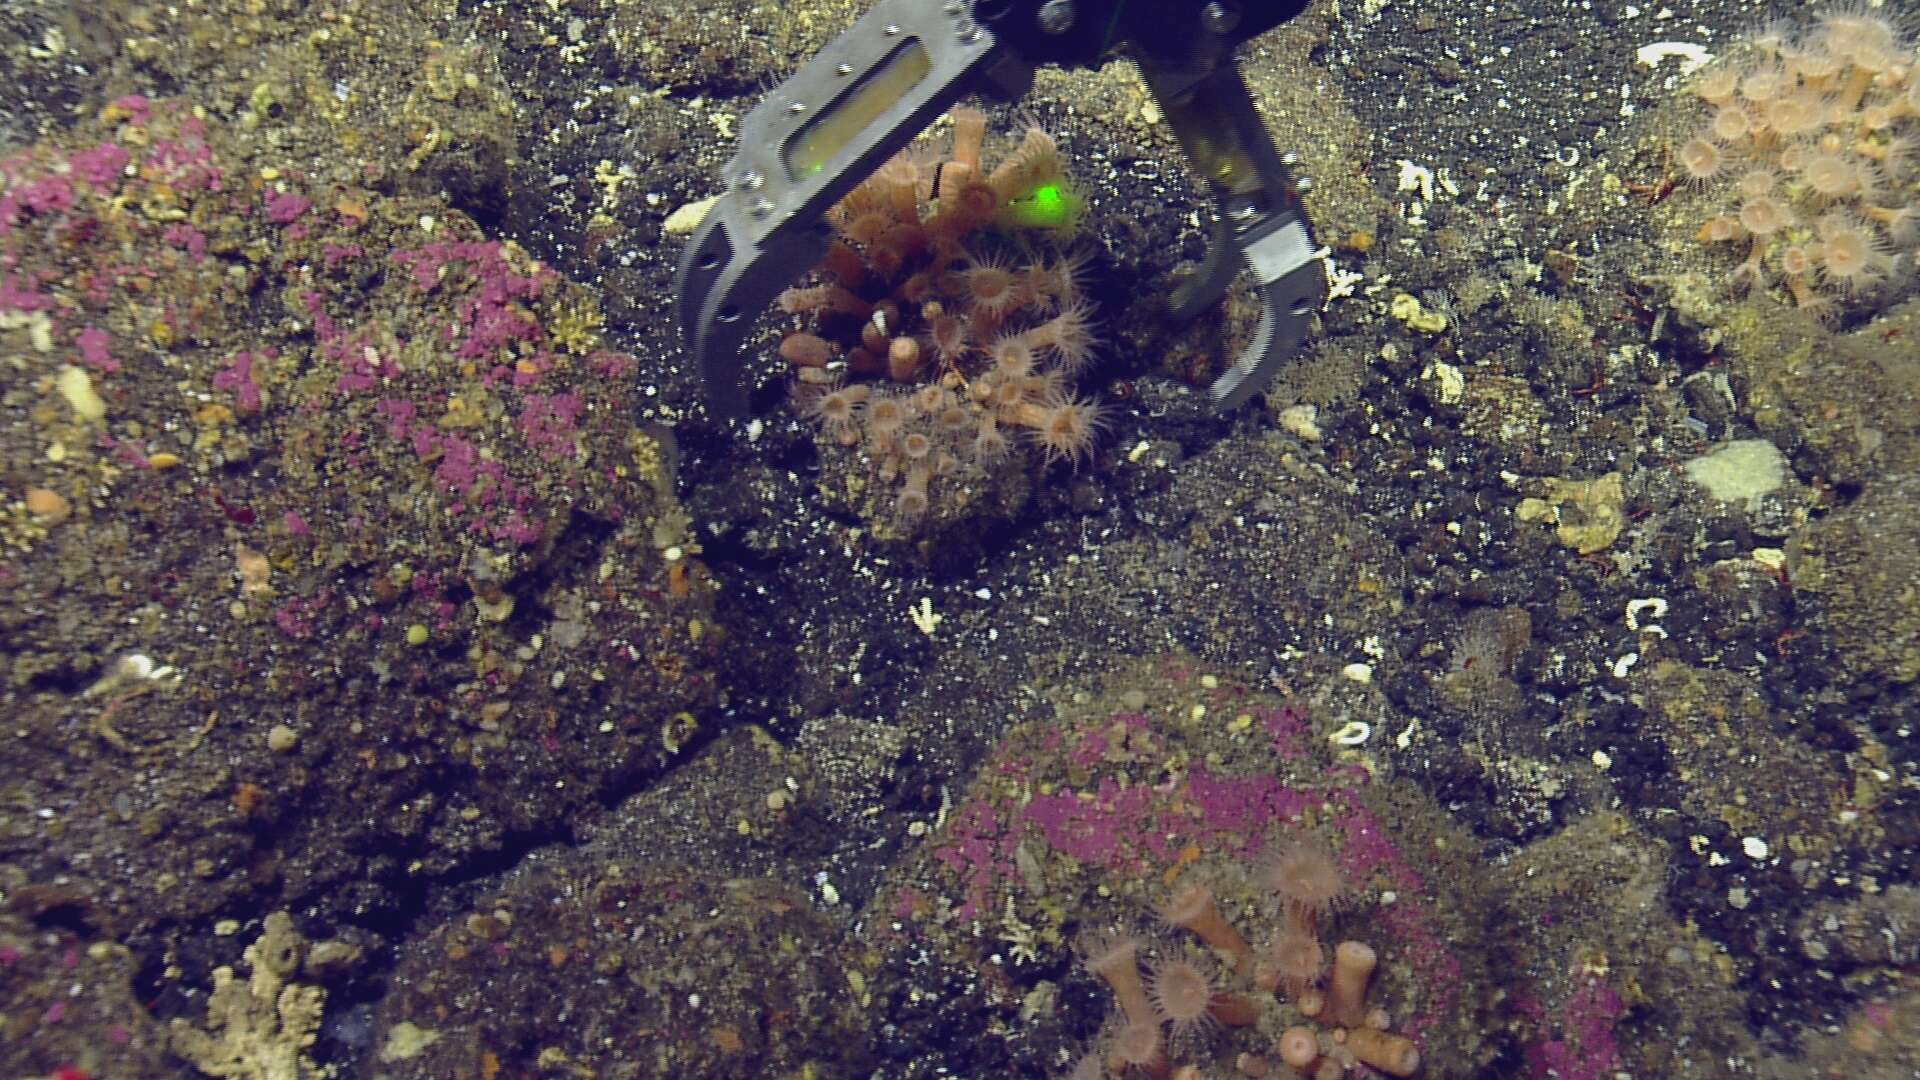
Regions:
[[672, 0, 1326, 420]]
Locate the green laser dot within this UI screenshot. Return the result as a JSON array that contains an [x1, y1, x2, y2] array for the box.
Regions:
[[1024, 184, 1069, 225]]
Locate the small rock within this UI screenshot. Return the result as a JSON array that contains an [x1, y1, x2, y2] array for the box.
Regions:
[[25, 486, 71, 524], [663, 195, 718, 236], [1683, 439, 1786, 512], [57, 366, 106, 421], [1278, 403, 1323, 442]]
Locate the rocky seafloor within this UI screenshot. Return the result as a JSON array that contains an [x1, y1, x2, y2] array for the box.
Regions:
[[2, 1, 1918, 1077]]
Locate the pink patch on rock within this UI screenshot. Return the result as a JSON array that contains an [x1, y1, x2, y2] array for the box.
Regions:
[[391, 240, 556, 360], [69, 143, 130, 188], [519, 392, 586, 459], [1261, 705, 1311, 758], [162, 222, 207, 259], [1067, 727, 1109, 768], [932, 799, 1016, 922], [112, 95, 153, 123], [590, 351, 636, 379], [146, 135, 220, 190], [1522, 975, 1624, 1080], [1184, 766, 1321, 852], [0, 272, 53, 312], [374, 398, 418, 439], [75, 326, 117, 372], [212, 351, 264, 411], [1018, 778, 1160, 871], [17, 174, 76, 215]]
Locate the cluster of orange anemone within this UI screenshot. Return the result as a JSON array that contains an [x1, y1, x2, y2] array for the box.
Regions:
[[775, 107, 1109, 527], [1680, 8, 1920, 320], [1070, 844, 1421, 1079]]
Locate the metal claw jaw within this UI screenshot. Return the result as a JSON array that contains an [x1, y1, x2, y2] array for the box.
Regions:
[[673, 0, 1324, 420], [671, 0, 1028, 420], [674, 203, 830, 420], [1201, 205, 1323, 410], [1141, 57, 1326, 410]]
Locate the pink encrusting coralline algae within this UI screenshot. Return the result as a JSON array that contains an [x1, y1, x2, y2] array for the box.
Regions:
[[898, 662, 1490, 1075], [913, 667, 1471, 1061]]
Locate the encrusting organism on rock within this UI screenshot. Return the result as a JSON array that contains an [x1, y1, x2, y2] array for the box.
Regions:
[[773, 107, 1110, 533], [1160, 883, 1255, 973], [1262, 842, 1351, 930], [168, 913, 327, 1080], [1257, 928, 1327, 1000], [1076, 843, 1422, 1078], [1684, 8, 1920, 320]]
